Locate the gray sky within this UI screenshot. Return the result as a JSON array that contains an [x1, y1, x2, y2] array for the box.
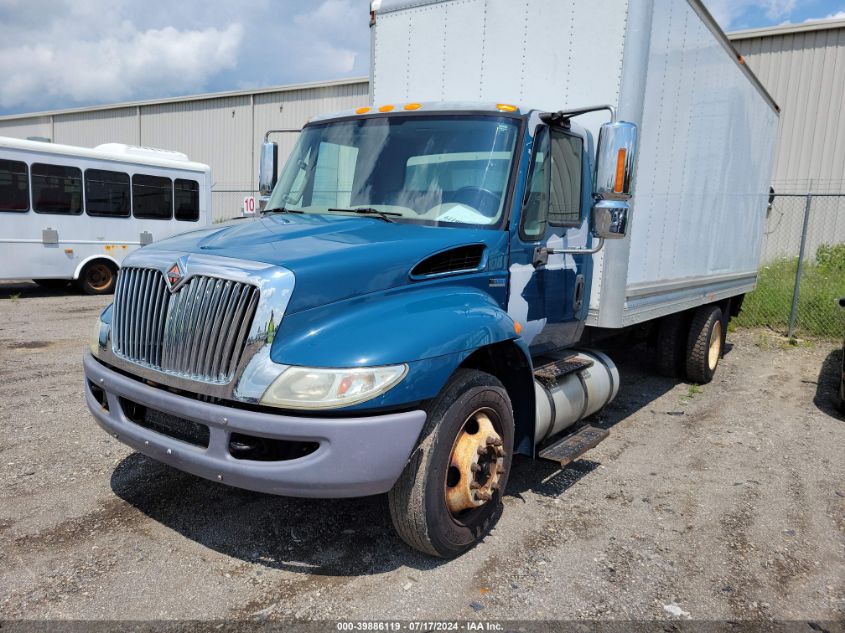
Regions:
[[0, 0, 843, 116]]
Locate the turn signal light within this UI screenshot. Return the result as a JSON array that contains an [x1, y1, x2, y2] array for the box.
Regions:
[[614, 148, 627, 193], [404, 103, 422, 110], [355, 106, 371, 114], [379, 104, 395, 112], [496, 104, 518, 112]]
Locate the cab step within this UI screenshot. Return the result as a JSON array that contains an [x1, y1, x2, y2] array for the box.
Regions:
[[538, 425, 609, 467], [533, 355, 594, 387]]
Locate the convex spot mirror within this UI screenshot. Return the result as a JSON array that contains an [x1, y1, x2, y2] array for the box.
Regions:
[[592, 200, 629, 240]]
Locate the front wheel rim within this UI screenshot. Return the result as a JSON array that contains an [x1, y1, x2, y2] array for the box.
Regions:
[[444, 408, 505, 519], [708, 320, 722, 371]]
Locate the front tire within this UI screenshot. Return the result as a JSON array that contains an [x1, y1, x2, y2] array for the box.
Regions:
[[388, 369, 514, 558], [685, 305, 724, 384], [75, 260, 117, 295]]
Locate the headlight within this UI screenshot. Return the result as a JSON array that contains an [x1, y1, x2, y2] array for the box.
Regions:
[[260, 364, 408, 409], [90, 319, 109, 355]]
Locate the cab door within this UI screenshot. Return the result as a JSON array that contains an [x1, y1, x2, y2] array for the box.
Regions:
[[507, 123, 592, 354]]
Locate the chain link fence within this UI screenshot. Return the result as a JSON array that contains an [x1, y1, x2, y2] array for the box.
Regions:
[[213, 189, 845, 340], [736, 193, 845, 339]]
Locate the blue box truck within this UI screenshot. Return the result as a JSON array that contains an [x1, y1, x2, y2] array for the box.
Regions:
[[84, 0, 779, 556]]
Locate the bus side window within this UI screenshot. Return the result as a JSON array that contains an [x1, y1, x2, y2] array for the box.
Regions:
[[85, 169, 130, 217], [0, 159, 29, 213], [174, 178, 199, 221], [32, 163, 83, 215], [133, 174, 173, 219]]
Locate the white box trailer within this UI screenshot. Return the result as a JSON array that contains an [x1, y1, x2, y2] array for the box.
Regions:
[[370, 0, 780, 328]]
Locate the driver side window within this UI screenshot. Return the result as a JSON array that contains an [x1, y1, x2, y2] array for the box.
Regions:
[[520, 126, 584, 240]]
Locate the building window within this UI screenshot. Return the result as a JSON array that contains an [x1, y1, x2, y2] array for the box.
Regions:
[[85, 169, 130, 217], [133, 174, 172, 219], [0, 159, 29, 213], [32, 163, 83, 215], [174, 178, 199, 221]]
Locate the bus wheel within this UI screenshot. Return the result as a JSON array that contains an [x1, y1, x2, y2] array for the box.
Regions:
[[76, 260, 117, 295], [388, 369, 514, 558], [35, 279, 70, 290]]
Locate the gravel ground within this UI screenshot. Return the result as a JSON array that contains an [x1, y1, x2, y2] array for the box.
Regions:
[[0, 281, 843, 622]]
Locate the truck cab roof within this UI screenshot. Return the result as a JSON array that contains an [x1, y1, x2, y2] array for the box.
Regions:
[[308, 101, 529, 124]]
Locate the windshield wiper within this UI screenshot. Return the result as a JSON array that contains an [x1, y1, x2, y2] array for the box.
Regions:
[[262, 206, 304, 215], [328, 207, 401, 223]]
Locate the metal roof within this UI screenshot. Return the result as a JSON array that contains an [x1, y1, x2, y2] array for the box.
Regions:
[[310, 101, 526, 122], [0, 77, 369, 123], [0, 135, 211, 172], [728, 17, 845, 40]]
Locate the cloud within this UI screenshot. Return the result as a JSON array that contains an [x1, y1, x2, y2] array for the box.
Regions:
[[812, 10, 845, 20], [0, 0, 371, 114], [0, 2, 244, 110], [707, 0, 798, 29]]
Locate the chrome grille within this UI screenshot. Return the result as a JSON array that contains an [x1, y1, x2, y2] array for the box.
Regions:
[[112, 267, 260, 384]]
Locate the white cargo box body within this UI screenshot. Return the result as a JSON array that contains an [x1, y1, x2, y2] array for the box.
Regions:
[[371, 0, 779, 328]]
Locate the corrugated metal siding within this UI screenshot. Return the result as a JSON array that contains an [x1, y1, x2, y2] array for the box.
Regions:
[[733, 26, 845, 193], [140, 96, 253, 188], [0, 116, 52, 140], [253, 82, 369, 187], [54, 107, 139, 147], [0, 80, 369, 220]]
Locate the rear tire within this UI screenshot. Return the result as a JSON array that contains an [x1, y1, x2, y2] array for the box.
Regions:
[[34, 279, 69, 290], [654, 313, 689, 377], [75, 260, 117, 295], [388, 369, 514, 558], [685, 305, 724, 384]]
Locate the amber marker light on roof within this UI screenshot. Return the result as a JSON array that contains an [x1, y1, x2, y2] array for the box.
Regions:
[[404, 103, 422, 110], [379, 104, 395, 112], [355, 107, 371, 114], [496, 103, 518, 112]]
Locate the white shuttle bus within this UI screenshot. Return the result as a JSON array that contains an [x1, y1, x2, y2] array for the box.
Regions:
[[0, 136, 212, 294]]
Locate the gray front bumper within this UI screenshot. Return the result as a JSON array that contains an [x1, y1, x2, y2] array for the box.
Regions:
[[83, 353, 427, 498]]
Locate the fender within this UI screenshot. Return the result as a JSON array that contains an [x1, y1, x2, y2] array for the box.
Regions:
[[73, 254, 121, 280], [271, 284, 524, 409], [273, 284, 520, 367]]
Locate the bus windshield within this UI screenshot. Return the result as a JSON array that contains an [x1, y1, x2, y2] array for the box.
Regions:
[[265, 114, 521, 228]]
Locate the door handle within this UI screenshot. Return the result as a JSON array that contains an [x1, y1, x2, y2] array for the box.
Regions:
[[573, 274, 585, 312]]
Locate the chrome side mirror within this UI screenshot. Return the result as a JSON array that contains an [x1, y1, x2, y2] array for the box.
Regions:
[[258, 141, 279, 197], [592, 200, 629, 240], [594, 121, 638, 200]]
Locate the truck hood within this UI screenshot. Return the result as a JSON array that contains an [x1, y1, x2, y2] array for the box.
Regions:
[[142, 213, 502, 313]]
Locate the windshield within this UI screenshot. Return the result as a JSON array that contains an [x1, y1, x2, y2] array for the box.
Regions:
[[266, 114, 521, 228]]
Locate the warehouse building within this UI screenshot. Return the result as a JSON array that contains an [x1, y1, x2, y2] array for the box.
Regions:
[[729, 17, 845, 260], [0, 78, 369, 220], [0, 17, 843, 225], [729, 17, 845, 195]]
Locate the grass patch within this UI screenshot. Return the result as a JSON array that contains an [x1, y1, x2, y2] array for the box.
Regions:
[[736, 244, 845, 339]]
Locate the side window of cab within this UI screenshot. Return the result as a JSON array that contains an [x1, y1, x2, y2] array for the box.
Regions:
[[520, 126, 584, 240]]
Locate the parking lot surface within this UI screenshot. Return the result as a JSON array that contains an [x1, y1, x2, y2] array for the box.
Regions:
[[0, 281, 843, 621]]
